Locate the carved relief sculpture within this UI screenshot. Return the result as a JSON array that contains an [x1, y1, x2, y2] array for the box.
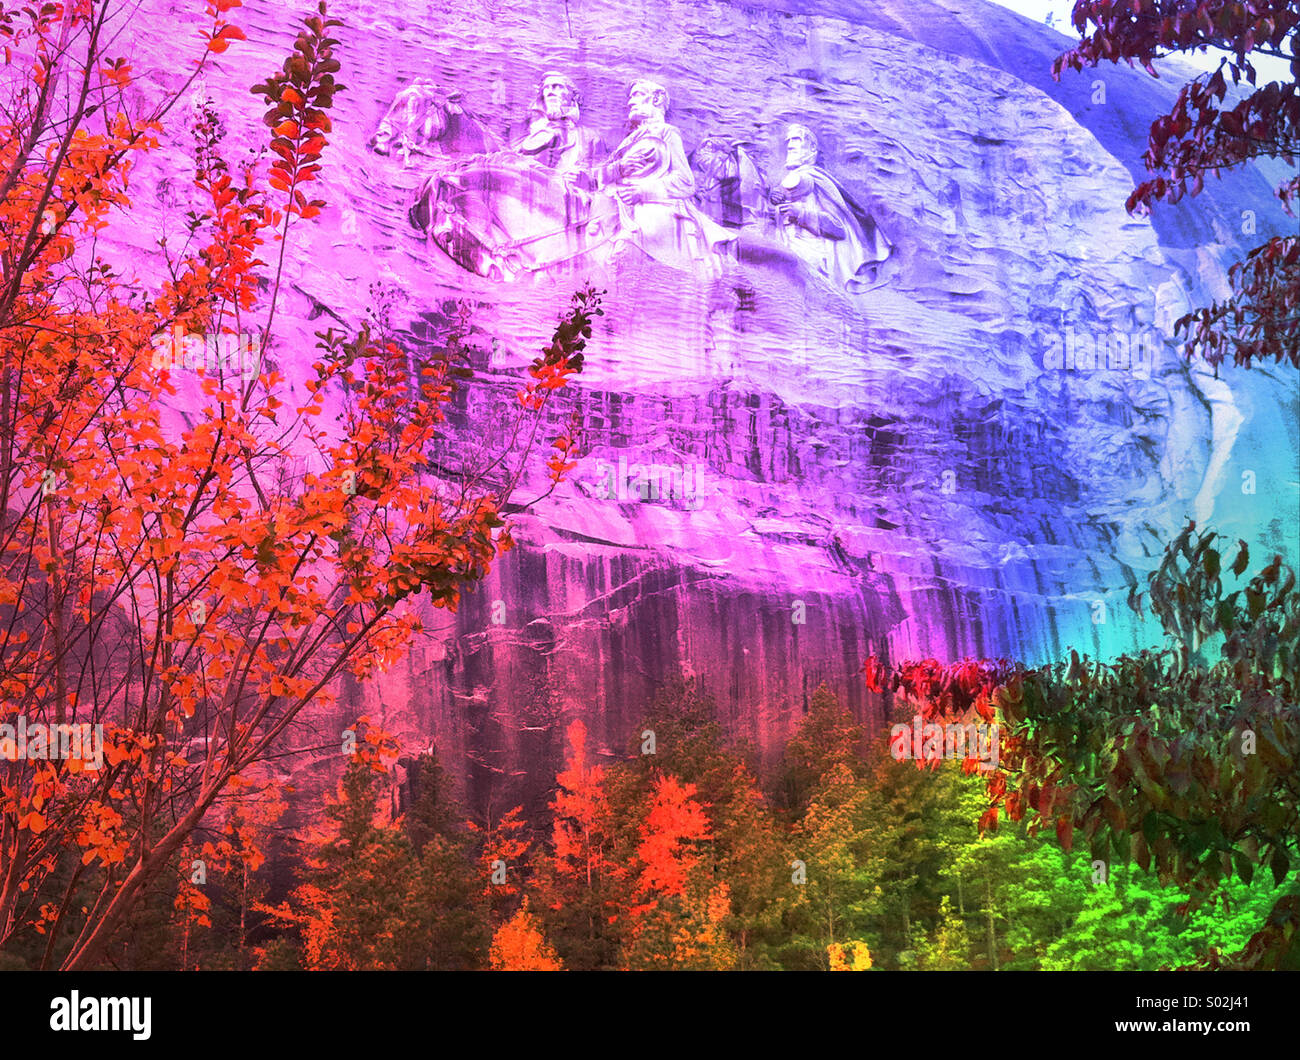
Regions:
[[376, 76, 891, 291], [690, 137, 769, 229], [407, 74, 609, 279], [769, 123, 893, 290], [370, 78, 497, 164], [513, 71, 606, 184], [594, 79, 734, 275]]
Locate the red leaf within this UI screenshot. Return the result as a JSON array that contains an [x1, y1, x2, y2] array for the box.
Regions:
[[1056, 815, 1074, 851]]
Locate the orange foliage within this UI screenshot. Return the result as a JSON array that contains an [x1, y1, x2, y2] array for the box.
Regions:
[[551, 721, 616, 891], [488, 898, 562, 971], [469, 805, 529, 903], [634, 774, 710, 901], [0, 0, 594, 968]]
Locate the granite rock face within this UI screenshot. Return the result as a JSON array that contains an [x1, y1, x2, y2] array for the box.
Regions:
[[117, 0, 1298, 813]]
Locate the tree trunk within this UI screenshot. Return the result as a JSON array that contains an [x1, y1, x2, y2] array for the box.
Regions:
[[985, 877, 998, 971]]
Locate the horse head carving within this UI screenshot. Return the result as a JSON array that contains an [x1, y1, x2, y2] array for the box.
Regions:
[[370, 79, 498, 165], [690, 137, 770, 230]]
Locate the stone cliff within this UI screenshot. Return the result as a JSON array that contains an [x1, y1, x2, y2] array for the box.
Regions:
[[116, 0, 1298, 815]]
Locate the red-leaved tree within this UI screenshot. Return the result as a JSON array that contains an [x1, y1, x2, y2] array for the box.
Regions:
[[0, 0, 598, 969], [1054, 1, 1299, 368]]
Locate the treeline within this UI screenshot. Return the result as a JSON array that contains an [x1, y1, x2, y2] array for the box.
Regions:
[[1, 682, 1278, 971]]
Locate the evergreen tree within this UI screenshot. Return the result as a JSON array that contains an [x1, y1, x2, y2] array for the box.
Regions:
[[260, 752, 488, 969], [378, 751, 490, 970], [626, 680, 792, 967], [778, 683, 867, 818]]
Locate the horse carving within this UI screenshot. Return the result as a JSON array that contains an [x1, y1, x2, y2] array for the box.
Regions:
[[410, 161, 621, 280], [379, 77, 893, 293], [690, 137, 770, 231], [369, 79, 499, 166]]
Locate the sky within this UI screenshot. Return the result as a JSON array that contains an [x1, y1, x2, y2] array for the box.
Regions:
[[992, 0, 1076, 33]]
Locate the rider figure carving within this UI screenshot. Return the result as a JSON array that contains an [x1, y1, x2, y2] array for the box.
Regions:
[[514, 72, 604, 189], [770, 123, 893, 289], [596, 79, 732, 273]]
